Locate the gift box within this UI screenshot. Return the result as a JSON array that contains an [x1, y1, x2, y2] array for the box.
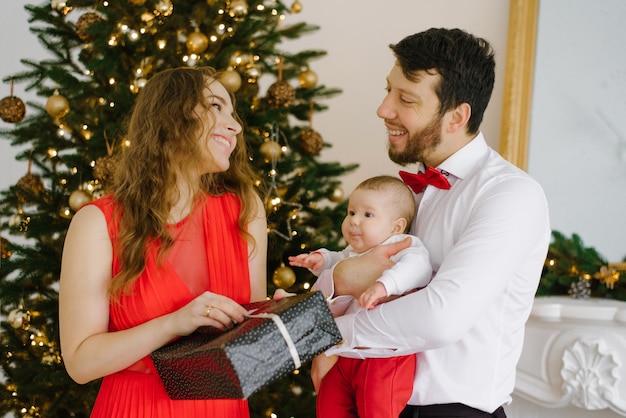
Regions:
[[151, 291, 342, 399]]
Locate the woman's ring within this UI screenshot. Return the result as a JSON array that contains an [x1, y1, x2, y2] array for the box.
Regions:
[[204, 305, 214, 318]]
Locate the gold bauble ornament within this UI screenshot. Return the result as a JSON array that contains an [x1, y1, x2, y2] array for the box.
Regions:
[[267, 81, 295, 108], [300, 129, 324, 156], [69, 189, 92, 212], [329, 186, 344, 203], [76, 12, 102, 43], [244, 64, 261, 80], [93, 154, 119, 192], [46, 91, 70, 119], [267, 56, 295, 108], [0, 95, 26, 123], [228, 0, 249, 19], [1, 237, 12, 259], [273, 265, 296, 289], [186, 31, 209, 55], [259, 141, 282, 162], [300, 101, 324, 155], [51, 0, 72, 15], [8, 307, 30, 330], [154, 0, 174, 17], [290, 0, 303, 13], [1, 79, 26, 123], [219, 68, 242, 92], [298, 69, 318, 89], [16, 173, 45, 204]]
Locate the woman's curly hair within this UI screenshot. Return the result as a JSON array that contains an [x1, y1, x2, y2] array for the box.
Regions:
[[109, 66, 261, 297]]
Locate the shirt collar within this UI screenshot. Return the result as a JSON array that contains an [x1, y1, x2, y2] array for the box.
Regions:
[[431, 132, 488, 181]]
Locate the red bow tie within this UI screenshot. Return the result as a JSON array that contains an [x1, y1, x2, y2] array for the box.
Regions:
[[399, 167, 451, 193]]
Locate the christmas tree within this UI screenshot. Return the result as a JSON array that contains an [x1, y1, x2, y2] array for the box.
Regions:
[[0, 1, 357, 416]]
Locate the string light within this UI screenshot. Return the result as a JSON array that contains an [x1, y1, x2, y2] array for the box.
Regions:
[[265, 124, 301, 241]]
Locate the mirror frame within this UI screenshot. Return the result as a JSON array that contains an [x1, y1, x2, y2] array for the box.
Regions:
[[499, 0, 539, 171]]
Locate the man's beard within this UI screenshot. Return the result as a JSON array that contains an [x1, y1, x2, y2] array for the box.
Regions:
[[388, 114, 443, 166]]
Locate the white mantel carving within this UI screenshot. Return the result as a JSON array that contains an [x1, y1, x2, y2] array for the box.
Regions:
[[561, 339, 620, 410], [505, 296, 626, 418]]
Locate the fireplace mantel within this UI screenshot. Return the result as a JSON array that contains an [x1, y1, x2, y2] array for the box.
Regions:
[[505, 296, 626, 417]]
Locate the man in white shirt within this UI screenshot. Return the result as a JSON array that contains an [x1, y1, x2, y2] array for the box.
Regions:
[[311, 28, 551, 417]]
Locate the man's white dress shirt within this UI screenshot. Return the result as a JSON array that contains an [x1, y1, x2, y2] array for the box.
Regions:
[[314, 133, 551, 413]]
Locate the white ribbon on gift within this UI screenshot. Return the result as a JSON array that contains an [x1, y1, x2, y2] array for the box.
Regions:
[[246, 311, 302, 369]]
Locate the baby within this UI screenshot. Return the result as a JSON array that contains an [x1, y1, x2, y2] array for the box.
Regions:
[[289, 174, 431, 313], [289, 175, 433, 418]]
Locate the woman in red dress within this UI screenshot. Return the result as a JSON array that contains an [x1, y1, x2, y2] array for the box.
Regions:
[[59, 66, 267, 417]]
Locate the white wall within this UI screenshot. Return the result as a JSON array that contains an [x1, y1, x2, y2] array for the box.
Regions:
[[0, 0, 509, 198]]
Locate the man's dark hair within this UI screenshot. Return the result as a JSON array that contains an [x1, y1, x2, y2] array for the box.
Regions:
[[390, 28, 495, 135]]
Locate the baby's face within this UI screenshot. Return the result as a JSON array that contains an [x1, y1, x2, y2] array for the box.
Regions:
[[341, 188, 400, 254]]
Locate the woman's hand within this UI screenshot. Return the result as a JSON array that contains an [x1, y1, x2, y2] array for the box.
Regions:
[[168, 291, 249, 337]]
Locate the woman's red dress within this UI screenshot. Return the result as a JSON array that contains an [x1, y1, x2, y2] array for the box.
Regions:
[[87, 194, 252, 418]]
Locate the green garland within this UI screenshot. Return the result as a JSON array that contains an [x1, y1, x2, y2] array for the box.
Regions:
[[538, 230, 626, 301]]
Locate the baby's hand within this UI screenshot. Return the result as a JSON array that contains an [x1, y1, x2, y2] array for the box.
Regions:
[[358, 282, 388, 310], [311, 353, 338, 392], [288, 252, 325, 271]]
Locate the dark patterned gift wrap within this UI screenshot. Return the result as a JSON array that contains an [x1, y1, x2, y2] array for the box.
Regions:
[[151, 291, 342, 399]]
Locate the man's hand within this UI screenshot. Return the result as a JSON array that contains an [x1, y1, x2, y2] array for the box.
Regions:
[[334, 236, 412, 297]]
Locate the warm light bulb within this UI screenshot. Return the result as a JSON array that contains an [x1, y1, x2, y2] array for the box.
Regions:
[[128, 30, 140, 42]]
